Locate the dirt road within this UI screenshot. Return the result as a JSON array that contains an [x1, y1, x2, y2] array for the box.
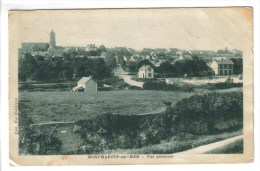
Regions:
[[176, 135, 243, 154], [114, 65, 144, 88], [120, 75, 144, 88]]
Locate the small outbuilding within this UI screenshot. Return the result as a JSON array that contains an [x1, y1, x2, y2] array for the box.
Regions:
[[72, 77, 97, 92]]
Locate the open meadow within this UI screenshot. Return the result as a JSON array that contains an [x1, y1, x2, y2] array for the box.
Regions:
[[19, 90, 195, 124], [19, 89, 243, 154]]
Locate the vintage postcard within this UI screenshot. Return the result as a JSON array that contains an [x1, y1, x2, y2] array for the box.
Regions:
[[9, 8, 253, 165]]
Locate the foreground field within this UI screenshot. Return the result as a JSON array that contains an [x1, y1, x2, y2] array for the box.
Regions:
[[19, 91, 243, 154], [101, 130, 242, 154], [19, 90, 195, 123], [206, 139, 243, 154]]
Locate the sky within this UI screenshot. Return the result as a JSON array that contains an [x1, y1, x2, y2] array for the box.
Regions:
[[9, 8, 252, 51]]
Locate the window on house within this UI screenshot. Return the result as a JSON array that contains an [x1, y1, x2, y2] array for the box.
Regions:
[[148, 68, 151, 71], [148, 73, 152, 77]]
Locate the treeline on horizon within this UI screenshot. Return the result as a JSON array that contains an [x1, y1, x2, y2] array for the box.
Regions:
[[18, 52, 243, 83], [19, 53, 116, 82]]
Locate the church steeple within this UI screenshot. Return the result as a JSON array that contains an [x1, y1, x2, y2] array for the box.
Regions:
[[50, 29, 56, 47]]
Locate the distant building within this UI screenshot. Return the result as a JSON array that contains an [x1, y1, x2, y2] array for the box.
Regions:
[[21, 42, 49, 52], [129, 56, 136, 62], [115, 55, 119, 64], [145, 55, 152, 60], [208, 59, 234, 76], [214, 54, 237, 58], [49, 30, 56, 47], [150, 60, 163, 67], [48, 30, 56, 55], [137, 65, 154, 79], [18, 42, 49, 58], [155, 61, 163, 67], [124, 56, 128, 62], [86, 44, 98, 51], [48, 46, 64, 57], [176, 51, 193, 61], [175, 51, 183, 59], [213, 56, 242, 60], [19, 29, 65, 58], [72, 77, 97, 92], [48, 30, 64, 57]]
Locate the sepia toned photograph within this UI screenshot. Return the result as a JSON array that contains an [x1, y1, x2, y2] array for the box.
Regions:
[[9, 8, 253, 165]]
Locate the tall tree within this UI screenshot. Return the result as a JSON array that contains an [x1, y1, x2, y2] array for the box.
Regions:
[[137, 60, 155, 69], [158, 61, 173, 74], [230, 58, 243, 75]]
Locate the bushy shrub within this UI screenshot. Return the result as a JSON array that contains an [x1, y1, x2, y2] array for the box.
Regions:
[[19, 84, 37, 90], [19, 103, 63, 154], [74, 113, 173, 153], [143, 81, 194, 92], [97, 77, 123, 86], [173, 92, 243, 134], [19, 83, 76, 91], [97, 87, 113, 91], [19, 103, 35, 154], [143, 81, 165, 90], [207, 82, 242, 90], [20, 129, 63, 155]]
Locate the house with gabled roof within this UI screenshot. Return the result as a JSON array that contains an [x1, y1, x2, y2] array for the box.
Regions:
[[208, 59, 234, 76], [137, 65, 154, 79], [129, 56, 136, 62], [72, 77, 97, 92]]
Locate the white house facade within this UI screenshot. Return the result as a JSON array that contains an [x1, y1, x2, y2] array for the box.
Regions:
[[137, 65, 154, 79], [208, 59, 234, 76], [72, 77, 97, 92]]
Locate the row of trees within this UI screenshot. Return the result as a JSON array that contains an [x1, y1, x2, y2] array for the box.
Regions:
[[174, 92, 243, 134], [123, 57, 215, 77], [124, 57, 243, 78], [157, 56, 214, 77], [19, 53, 112, 82], [19, 53, 243, 82]]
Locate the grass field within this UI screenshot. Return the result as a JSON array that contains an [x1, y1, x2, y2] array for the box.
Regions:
[[19, 90, 195, 123]]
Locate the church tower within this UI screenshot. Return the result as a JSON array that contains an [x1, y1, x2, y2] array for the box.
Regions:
[[50, 30, 56, 47]]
